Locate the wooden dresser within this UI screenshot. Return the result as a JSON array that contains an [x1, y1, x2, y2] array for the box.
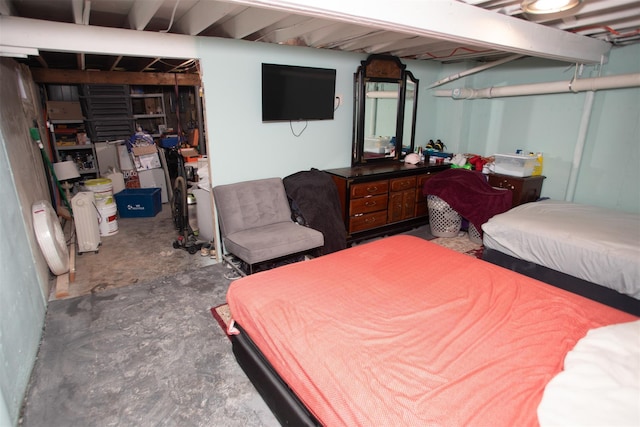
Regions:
[[325, 163, 449, 243], [486, 173, 546, 207]]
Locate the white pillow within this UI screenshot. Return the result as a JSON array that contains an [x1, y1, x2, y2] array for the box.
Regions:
[[538, 320, 640, 426]]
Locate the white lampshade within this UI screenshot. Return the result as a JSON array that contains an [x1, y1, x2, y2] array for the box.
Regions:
[[53, 161, 80, 181]]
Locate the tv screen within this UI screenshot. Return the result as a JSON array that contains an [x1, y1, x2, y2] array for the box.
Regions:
[[262, 63, 336, 122]]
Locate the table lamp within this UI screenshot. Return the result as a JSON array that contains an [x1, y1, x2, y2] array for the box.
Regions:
[[53, 160, 81, 204]]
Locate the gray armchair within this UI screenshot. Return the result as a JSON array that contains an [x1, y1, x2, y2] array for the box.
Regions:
[[213, 177, 324, 275]]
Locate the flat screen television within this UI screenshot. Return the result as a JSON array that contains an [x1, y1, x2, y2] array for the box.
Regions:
[[262, 63, 336, 122]]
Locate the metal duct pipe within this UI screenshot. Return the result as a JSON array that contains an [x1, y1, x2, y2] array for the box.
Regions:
[[426, 54, 524, 89], [434, 73, 640, 99]]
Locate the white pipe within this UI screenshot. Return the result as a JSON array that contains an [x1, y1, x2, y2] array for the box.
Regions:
[[366, 90, 415, 99], [426, 54, 524, 89], [434, 73, 640, 99], [565, 90, 595, 202], [366, 91, 399, 99]]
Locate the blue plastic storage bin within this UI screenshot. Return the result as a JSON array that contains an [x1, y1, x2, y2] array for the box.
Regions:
[[159, 136, 179, 148], [114, 188, 162, 218]]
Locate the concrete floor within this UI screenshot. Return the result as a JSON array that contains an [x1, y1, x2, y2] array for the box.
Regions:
[[54, 202, 218, 300], [23, 200, 280, 426]]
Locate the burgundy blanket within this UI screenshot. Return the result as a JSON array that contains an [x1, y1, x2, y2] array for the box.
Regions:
[[423, 168, 512, 229]]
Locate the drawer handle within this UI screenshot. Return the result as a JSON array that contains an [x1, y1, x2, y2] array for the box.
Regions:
[[365, 216, 376, 223], [364, 200, 377, 207], [366, 186, 378, 193]]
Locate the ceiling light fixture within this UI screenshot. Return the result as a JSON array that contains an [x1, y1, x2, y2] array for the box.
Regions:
[[521, 0, 582, 14]]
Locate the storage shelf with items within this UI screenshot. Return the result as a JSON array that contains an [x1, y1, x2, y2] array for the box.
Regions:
[[130, 93, 167, 137], [49, 119, 98, 177]]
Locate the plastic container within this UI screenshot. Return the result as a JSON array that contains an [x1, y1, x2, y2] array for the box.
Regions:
[[494, 154, 536, 177], [532, 152, 544, 176], [427, 195, 461, 237], [159, 136, 180, 148], [187, 193, 198, 235], [96, 197, 118, 236], [114, 188, 162, 218], [85, 178, 113, 202]]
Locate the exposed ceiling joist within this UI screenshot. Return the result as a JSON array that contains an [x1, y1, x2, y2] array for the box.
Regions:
[[3, 0, 638, 73], [127, 0, 163, 31], [174, 1, 242, 36], [211, 7, 289, 39], [30, 68, 201, 86]]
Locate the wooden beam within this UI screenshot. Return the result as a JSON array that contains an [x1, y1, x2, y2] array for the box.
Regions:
[[30, 68, 201, 86], [55, 273, 70, 299]]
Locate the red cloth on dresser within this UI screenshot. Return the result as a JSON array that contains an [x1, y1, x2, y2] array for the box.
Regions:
[[423, 168, 512, 228]]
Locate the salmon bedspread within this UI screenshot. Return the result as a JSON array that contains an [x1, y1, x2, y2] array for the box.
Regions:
[[226, 235, 636, 426]]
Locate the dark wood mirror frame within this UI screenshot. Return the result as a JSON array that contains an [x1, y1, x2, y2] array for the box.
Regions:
[[352, 55, 418, 166]]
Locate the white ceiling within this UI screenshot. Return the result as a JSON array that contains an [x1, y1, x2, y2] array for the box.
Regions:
[[1, 0, 639, 73]]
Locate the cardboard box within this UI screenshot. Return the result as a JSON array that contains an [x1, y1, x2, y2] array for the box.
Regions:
[[131, 144, 158, 156], [144, 97, 158, 114], [46, 101, 83, 120], [494, 154, 537, 177], [114, 188, 162, 218], [180, 147, 199, 160], [134, 153, 161, 171]]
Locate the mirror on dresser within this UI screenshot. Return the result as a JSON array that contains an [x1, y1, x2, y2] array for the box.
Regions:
[[352, 55, 419, 165]]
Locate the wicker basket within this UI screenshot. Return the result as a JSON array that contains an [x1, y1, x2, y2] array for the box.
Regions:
[[427, 195, 461, 238]]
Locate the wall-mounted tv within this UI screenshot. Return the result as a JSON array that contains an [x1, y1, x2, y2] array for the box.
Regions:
[[262, 63, 336, 122]]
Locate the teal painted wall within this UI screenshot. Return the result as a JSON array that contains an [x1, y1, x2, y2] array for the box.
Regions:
[[198, 37, 366, 186], [200, 40, 638, 212], [424, 44, 639, 213]]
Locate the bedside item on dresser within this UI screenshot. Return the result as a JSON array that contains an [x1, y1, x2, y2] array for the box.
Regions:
[[487, 173, 545, 207]]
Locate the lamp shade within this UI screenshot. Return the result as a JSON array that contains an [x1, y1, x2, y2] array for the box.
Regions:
[[53, 161, 80, 181]]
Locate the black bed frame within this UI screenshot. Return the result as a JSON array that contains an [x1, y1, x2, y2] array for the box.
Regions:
[[231, 250, 639, 426], [482, 247, 640, 316], [231, 324, 320, 426]]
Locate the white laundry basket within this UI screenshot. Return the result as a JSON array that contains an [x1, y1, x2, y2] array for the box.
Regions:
[[468, 222, 482, 244], [427, 195, 461, 237]]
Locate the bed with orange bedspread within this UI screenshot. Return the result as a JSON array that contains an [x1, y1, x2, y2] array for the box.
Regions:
[[226, 235, 637, 426]]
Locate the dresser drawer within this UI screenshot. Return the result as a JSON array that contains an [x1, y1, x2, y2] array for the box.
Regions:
[[349, 211, 387, 232], [350, 180, 388, 198], [415, 173, 436, 201], [349, 194, 388, 215], [389, 176, 416, 192]]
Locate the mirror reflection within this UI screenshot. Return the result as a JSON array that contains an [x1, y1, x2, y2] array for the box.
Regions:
[[363, 82, 400, 160]]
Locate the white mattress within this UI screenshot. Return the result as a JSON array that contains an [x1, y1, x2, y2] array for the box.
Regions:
[[482, 200, 640, 299]]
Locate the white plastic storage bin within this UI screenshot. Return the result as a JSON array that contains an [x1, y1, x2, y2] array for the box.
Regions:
[[427, 195, 461, 237], [493, 154, 536, 177]]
